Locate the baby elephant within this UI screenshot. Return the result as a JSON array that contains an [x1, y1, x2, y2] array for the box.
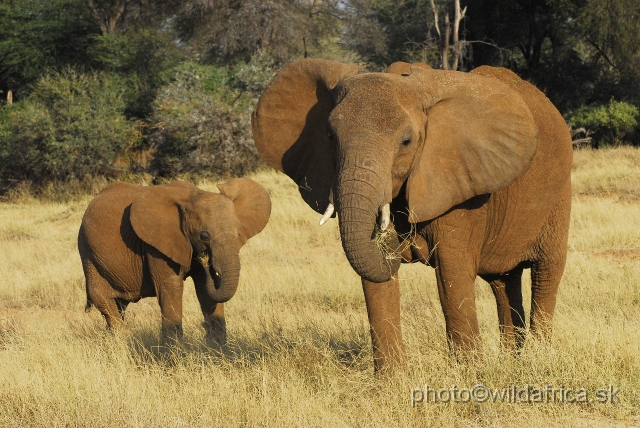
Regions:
[[78, 178, 271, 342]]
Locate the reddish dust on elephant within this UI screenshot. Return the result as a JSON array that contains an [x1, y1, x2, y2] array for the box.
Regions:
[[78, 178, 271, 342], [252, 59, 572, 372]]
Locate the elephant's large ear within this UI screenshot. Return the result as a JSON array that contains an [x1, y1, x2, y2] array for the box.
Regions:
[[252, 58, 363, 213], [406, 68, 538, 222], [217, 178, 271, 246], [130, 186, 193, 268]]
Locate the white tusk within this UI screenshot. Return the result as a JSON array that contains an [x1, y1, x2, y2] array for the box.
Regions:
[[319, 203, 335, 226], [379, 204, 390, 231]]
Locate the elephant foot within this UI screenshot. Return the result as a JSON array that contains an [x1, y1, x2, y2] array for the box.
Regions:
[[201, 303, 226, 346], [203, 319, 227, 346], [105, 323, 132, 342], [161, 323, 184, 346], [494, 327, 527, 356], [372, 348, 408, 376], [447, 332, 483, 364], [509, 327, 527, 355], [530, 313, 554, 343]]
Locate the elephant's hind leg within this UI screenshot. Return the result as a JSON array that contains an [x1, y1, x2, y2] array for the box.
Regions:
[[100, 299, 127, 331], [115, 298, 129, 321], [530, 189, 570, 342], [530, 256, 566, 342], [83, 259, 126, 331], [482, 266, 526, 352]]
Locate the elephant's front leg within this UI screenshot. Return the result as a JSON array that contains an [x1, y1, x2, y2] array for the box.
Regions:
[[194, 282, 226, 345], [148, 249, 185, 341], [434, 261, 480, 355], [156, 281, 185, 341], [362, 275, 406, 373], [428, 210, 485, 357]]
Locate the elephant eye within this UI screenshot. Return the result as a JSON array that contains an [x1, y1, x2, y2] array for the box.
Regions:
[[327, 131, 334, 140], [402, 138, 411, 146], [199, 231, 210, 242]]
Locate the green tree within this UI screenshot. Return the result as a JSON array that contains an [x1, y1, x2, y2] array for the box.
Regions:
[[577, 0, 640, 103], [0, 0, 100, 99], [464, 0, 640, 113], [173, 0, 347, 64], [89, 30, 182, 118], [463, 0, 595, 111], [344, 0, 439, 67]]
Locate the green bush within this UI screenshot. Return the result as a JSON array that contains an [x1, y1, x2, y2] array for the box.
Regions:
[[0, 69, 140, 190], [148, 58, 275, 178], [88, 30, 183, 119], [225, 51, 279, 111], [565, 99, 640, 147]]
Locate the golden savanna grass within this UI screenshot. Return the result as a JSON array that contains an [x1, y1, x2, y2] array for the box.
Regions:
[[0, 147, 639, 427]]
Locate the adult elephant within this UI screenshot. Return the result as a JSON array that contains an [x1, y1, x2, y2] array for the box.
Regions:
[[78, 178, 271, 342], [252, 59, 572, 372]]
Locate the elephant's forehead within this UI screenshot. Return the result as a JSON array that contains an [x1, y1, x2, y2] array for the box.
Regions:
[[194, 194, 234, 219], [331, 73, 416, 132]]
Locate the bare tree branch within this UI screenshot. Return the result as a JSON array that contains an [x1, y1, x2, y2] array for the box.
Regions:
[[430, 0, 466, 70], [451, 1, 466, 70], [88, 0, 127, 34], [585, 37, 618, 69], [443, 13, 450, 69], [429, 0, 441, 38], [568, 123, 594, 148]]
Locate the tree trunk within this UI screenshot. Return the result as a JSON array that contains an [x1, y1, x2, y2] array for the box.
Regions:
[[430, 0, 466, 70]]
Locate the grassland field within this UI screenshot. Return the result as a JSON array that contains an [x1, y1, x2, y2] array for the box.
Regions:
[[0, 147, 639, 427]]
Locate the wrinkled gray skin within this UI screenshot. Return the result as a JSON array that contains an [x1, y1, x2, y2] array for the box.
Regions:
[[78, 178, 271, 342]]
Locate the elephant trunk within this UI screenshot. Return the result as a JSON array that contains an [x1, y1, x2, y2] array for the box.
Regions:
[[337, 158, 401, 283], [193, 235, 241, 303]]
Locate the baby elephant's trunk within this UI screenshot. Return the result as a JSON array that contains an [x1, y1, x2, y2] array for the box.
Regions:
[[192, 237, 241, 303]]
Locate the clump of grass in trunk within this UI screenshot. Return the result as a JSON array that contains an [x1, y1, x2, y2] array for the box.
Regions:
[[374, 218, 427, 262]]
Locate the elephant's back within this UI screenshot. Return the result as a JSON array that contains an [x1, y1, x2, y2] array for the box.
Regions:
[[471, 66, 572, 272], [81, 182, 142, 241]]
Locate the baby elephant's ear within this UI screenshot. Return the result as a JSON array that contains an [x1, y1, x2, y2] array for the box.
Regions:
[[130, 185, 194, 268], [217, 178, 272, 246]]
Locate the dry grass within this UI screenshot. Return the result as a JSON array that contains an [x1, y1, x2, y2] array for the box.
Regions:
[[0, 148, 639, 427]]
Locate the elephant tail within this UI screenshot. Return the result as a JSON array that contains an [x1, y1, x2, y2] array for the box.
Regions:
[[85, 299, 93, 313]]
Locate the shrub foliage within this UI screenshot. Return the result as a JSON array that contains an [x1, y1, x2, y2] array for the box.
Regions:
[[148, 59, 275, 178], [0, 56, 275, 193], [0, 69, 140, 189], [566, 99, 640, 147]]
